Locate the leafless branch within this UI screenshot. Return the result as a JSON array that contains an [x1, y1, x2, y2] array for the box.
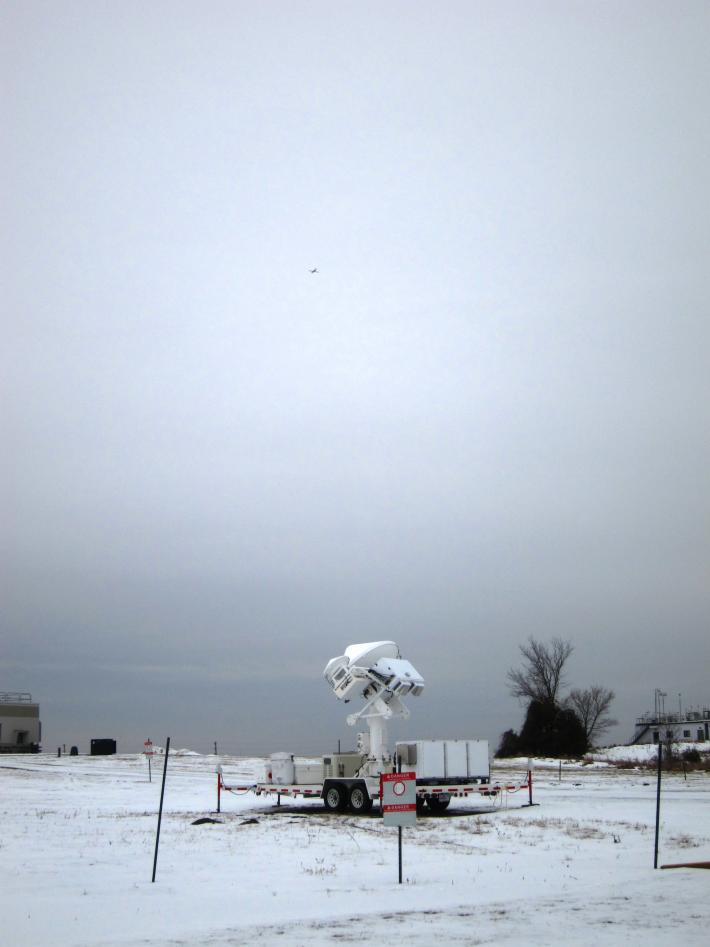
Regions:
[[506, 637, 574, 705], [567, 686, 617, 745]]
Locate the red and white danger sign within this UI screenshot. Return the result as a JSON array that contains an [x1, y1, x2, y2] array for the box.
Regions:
[[144, 740, 154, 756], [380, 771, 417, 826]]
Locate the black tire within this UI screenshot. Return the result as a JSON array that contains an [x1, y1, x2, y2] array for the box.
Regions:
[[416, 796, 427, 814], [323, 784, 347, 812], [348, 784, 373, 814], [427, 795, 450, 813]]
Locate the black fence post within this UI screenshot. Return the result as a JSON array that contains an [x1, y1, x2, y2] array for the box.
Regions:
[[398, 825, 403, 884], [152, 737, 171, 883], [654, 742, 662, 869]]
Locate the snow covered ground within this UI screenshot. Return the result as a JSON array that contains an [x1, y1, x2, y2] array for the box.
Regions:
[[587, 741, 710, 764], [1, 750, 708, 946]]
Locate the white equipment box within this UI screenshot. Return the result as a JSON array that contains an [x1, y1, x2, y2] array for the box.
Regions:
[[396, 739, 489, 783]]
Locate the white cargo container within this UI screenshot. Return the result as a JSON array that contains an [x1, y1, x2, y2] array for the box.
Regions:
[[396, 739, 489, 783]]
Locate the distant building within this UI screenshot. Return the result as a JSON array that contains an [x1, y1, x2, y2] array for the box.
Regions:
[[632, 703, 710, 745], [0, 693, 41, 753], [90, 739, 117, 755]]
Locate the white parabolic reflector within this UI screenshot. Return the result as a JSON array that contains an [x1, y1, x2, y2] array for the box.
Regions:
[[323, 641, 424, 702]]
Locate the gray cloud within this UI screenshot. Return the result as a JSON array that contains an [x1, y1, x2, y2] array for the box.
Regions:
[[3, 2, 709, 756]]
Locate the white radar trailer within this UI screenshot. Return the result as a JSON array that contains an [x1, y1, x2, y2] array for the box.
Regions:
[[221, 641, 506, 814]]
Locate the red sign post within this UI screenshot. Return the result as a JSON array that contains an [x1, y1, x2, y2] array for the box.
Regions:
[[144, 739, 154, 782], [380, 771, 417, 884]]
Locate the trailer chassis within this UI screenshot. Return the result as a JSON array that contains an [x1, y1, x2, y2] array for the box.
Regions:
[[216, 769, 533, 814]]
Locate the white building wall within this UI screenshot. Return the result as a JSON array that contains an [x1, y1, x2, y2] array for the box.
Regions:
[[633, 710, 710, 744], [0, 700, 41, 750]]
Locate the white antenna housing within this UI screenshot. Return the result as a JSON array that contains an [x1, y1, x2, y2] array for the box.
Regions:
[[323, 641, 425, 774]]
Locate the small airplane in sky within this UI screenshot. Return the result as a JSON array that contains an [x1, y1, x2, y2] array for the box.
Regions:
[[309, 267, 318, 274]]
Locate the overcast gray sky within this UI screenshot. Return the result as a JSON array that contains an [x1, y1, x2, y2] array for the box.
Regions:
[[2, 1, 709, 756]]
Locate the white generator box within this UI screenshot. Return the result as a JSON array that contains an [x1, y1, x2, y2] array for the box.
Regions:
[[293, 760, 325, 784], [396, 739, 489, 782], [322, 753, 365, 779]]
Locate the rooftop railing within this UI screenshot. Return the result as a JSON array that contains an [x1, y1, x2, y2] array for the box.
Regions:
[[635, 708, 710, 727]]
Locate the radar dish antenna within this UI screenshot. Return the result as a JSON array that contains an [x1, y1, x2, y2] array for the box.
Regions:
[[323, 641, 425, 774]]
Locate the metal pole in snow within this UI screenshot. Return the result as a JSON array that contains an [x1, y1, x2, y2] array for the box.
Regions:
[[217, 767, 222, 813], [654, 742, 662, 869], [527, 759, 534, 806], [152, 738, 170, 883], [398, 826, 403, 884]]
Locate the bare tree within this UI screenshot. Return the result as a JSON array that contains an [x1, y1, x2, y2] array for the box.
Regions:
[[506, 636, 574, 705], [567, 686, 617, 745]]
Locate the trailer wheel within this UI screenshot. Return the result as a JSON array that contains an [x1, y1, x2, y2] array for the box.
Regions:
[[323, 784, 347, 812], [427, 795, 450, 813], [416, 796, 427, 814], [348, 784, 373, 814]]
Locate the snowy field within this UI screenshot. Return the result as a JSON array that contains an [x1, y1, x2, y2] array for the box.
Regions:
[[1, 750, 709, 946]]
